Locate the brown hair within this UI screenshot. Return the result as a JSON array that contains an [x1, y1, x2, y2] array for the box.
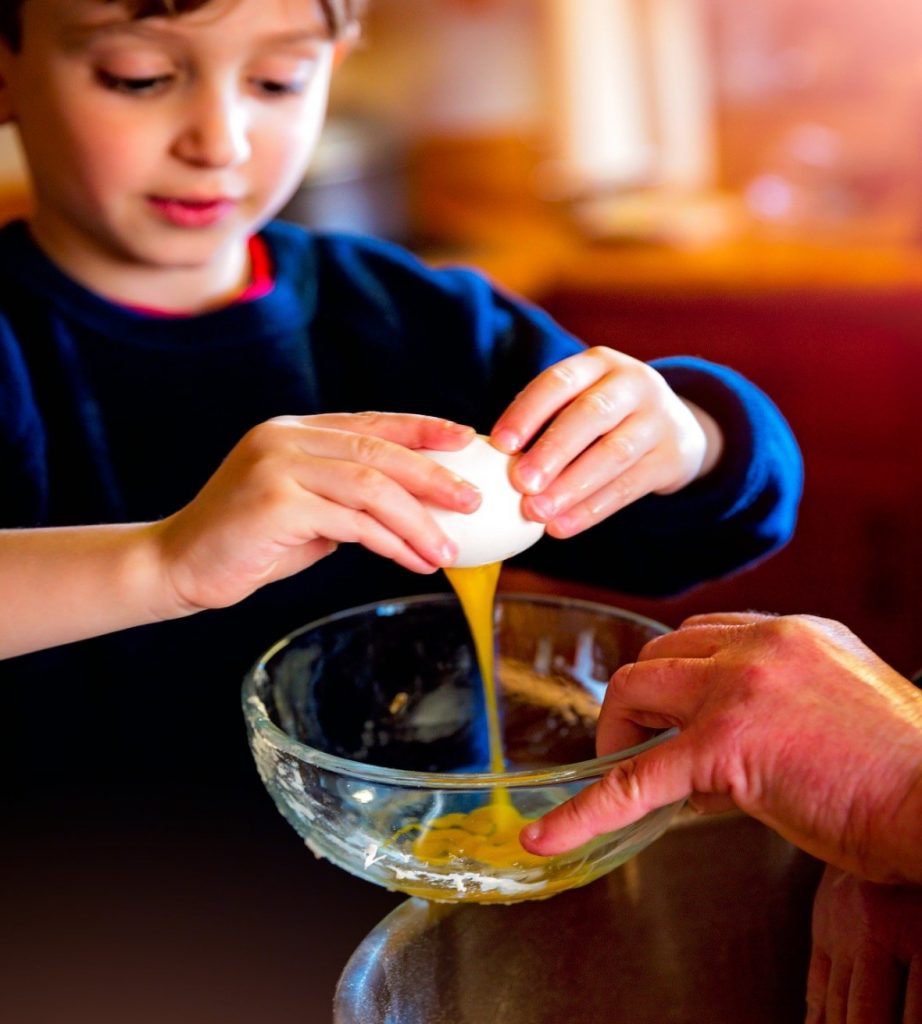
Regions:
[[0, 0, 364, 49]]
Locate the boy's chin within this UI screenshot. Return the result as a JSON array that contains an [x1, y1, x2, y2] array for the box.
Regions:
[[128, 233, 250, 271]]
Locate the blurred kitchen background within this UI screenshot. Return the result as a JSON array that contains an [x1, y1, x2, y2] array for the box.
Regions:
[[2, 0, 920, 671], [298, 0, 922, 254]]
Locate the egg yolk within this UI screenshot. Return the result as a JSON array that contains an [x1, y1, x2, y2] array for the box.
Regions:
[[400, 561, 543, 871]]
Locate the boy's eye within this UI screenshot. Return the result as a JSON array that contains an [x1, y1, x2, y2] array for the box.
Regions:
[[96, 69, 173, 95], [250, 56, 319, 98], [252, 79, 307, 97]]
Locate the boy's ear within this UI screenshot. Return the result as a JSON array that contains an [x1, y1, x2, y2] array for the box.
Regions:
[[333, 21, 361, 69]]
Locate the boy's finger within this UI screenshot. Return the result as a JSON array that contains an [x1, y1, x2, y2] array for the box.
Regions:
[[519, 738, 692, 856], [541, 456, 657, 537], [265, 539, 340, 583], [510, 385, 646, 496], [341, 511, 444, 574], [295, 412, 475, 450], [491, 349, 614, 453], [524, 422, 661, 524], [292, 464, 458, 568], [290, 430, 482, 512], [297, 496, 445, 574]]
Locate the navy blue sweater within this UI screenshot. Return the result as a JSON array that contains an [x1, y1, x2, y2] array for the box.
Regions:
[[0, 220, 802, 811]]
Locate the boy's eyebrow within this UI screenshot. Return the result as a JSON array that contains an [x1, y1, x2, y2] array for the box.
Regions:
[[254, 29, 335, 47], [60, 20, 332, 50]]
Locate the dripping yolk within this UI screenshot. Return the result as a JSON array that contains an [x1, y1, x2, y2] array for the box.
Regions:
[[404, 562, 542, 870]]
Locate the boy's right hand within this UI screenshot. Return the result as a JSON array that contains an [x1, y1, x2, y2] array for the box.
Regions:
[[152, 413, 480, 615]]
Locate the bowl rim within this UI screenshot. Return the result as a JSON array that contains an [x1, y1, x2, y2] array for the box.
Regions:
[[241, 592, 674, 790]]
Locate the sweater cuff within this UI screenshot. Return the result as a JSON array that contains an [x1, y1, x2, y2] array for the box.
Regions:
[[626, 355, 793, 532]]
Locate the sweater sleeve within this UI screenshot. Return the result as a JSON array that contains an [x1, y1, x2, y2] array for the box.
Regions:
[[308, 233, 803, 597], [0, 314, 47, 527], [513, 352, 803, 596], [458, 279, 804, 597]]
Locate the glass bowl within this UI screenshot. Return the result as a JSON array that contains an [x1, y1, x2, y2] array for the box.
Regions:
[[242, 594, 682, 904]]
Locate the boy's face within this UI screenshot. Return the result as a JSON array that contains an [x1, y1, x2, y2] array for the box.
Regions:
[[0, 0, 340, 289]]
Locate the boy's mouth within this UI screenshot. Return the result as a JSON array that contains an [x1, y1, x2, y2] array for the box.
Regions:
[[147, 195, 238, 228]]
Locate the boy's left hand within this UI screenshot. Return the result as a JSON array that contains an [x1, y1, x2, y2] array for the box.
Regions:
[[490, 347, 723, 537]]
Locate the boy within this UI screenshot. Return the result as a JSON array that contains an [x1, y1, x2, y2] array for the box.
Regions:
[[0, 0, 801, 814]]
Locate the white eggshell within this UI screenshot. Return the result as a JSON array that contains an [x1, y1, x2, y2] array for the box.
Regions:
[[420, 435, 546, 568]]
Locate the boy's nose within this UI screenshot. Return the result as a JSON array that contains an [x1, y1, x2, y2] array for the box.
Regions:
[[173, 87, 252, 168]]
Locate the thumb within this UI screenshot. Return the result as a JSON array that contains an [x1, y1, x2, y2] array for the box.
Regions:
[[519, 737, 693, 857]]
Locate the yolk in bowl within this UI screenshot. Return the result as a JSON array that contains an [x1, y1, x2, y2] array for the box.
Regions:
[[398, 561, 544, 871]]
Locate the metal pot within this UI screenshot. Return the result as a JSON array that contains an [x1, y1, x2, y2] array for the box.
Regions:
[[335, 812, 822, 1024]]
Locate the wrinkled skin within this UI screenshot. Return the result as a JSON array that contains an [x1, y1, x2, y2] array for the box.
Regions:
[[521, 612, 922, 886], [808, 865, 922, 1023]]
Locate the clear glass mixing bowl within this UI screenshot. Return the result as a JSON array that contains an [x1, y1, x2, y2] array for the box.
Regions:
[[242, 593, 683, 904]]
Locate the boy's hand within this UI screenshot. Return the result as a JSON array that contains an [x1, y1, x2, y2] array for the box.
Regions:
[[152, 413, 479, 614], [490, 347, 723, 537]]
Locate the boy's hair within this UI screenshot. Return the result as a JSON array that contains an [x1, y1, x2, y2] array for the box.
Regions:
[[0, 0, 364, 49]]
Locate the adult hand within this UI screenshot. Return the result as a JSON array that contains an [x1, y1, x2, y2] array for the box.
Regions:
[[154, 412, 479, 613], [807, 864, 922, 1022], [520, 613, 922, 884], [490, 346, 722, 538]]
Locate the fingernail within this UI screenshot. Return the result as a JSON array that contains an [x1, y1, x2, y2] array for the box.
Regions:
[[550, 512, 579, 536], [444, 421, 474, 435], [438, 542, 457, 565], [528, 494, 557, 522], [521, 820, 544, 844], [516, 465, 544, 494], [493, 429, 522, 453], [456, 484, 482, 511]]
